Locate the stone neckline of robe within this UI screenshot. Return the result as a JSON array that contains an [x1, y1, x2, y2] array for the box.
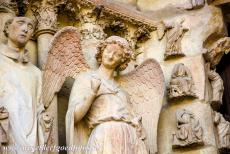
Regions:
[[0, 44, 29, 63]]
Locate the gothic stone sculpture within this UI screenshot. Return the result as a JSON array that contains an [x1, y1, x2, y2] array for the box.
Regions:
[[214, 111, 230, 150], [208, 70, 224, 110], [203, 37, 230, 69], [42, 27, 165, 154], [168, 63, 196, 100], [0, 17, 45, 154], [172, 109, 204, 148], [164, 21, 188, 60]]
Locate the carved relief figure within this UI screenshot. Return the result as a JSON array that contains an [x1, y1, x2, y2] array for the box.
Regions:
[[214, 111, 230, 150], [208, 70, 224, 110], [164, 21, 188, 60], [0, 107, 9, 153], [203, 37, 230, 69], [172, 109, 203, 148], [43, 27, 164, 154], [0, 17, 46, 154], [168, 63, 196, 99]]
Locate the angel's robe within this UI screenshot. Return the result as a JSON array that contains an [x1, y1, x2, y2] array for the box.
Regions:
[[66, 71, 147, 154], [0, 44, 44, 154]]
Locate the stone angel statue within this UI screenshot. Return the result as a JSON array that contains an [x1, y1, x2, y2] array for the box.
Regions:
[[43, 26, 165, 154]]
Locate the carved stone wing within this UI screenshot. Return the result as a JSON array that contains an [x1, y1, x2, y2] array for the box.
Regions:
[[42, 26, 89, 108], [117, 59, 165, 154]]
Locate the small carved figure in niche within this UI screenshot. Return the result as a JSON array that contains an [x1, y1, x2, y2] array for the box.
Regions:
[[208, 70, 224, 110], [172, 109, 203, 148], [214, 111, 230, 150], [0, 17, 46, 154], [0, 107, 9, 153], [168, 63, 196, 99], [203, 37, 230, 69], [164, 20, 188, 60]]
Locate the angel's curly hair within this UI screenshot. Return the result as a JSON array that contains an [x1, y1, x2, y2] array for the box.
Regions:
[[95, 36, 133, 72]]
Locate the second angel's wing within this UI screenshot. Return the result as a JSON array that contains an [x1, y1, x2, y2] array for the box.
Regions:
[[42, 26, 89, 108], [117, 59, 165, 154]]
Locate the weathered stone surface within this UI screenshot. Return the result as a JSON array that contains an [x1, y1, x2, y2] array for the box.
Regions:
[[214, 111, 230, 150], [168, 63, 197, 100], [0, 16, 46, 154], [0, 0, 227, 154], [0, 13, 14, 44], [137, 5, 225, 63], [158, 102, 217, 154], [137, 0, 205, 12], [172, 108, 204, 148], [160, 55, 206, 102]]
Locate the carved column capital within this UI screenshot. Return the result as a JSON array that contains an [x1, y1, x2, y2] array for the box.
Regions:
[[33, 1, 58, 38], [0, 0, 18, 14]]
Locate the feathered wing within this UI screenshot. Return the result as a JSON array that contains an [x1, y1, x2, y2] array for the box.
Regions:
[[117, 59, 165, 154], [42, 26, 89, 108]]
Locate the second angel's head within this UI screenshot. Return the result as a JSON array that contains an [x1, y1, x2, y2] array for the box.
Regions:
[[96, 36, 132, 72]]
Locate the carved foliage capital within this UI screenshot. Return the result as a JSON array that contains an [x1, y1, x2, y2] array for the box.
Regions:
[[32, 0, 58, 35], [0, 0, 18, 14]]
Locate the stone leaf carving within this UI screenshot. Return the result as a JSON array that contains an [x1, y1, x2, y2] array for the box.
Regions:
[[80, 26, 106, 41], [208, 70, 224, 110], [203, 37, 230, 69], [172, 108, 204, 148], [103, 20, 128, 38], [133, 25, 151, 44], [42, 26, 89, 108], [164, 21, 188, 60], [32, 0, 58, 33], [0, 107, 9, 145], [0, 0, 29, 15], [168, 63, 197, 100], [0, 0, 18, 14], [214, 111, 230, 150]]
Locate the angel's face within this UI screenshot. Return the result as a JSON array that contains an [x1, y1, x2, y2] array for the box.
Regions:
[[102, 43, 123, 69]]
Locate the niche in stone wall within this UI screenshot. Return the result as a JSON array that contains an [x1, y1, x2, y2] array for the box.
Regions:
[[57, 77, 75, 154]]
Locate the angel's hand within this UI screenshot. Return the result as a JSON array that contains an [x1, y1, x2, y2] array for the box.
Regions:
[[91, 78, 101, 94]]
